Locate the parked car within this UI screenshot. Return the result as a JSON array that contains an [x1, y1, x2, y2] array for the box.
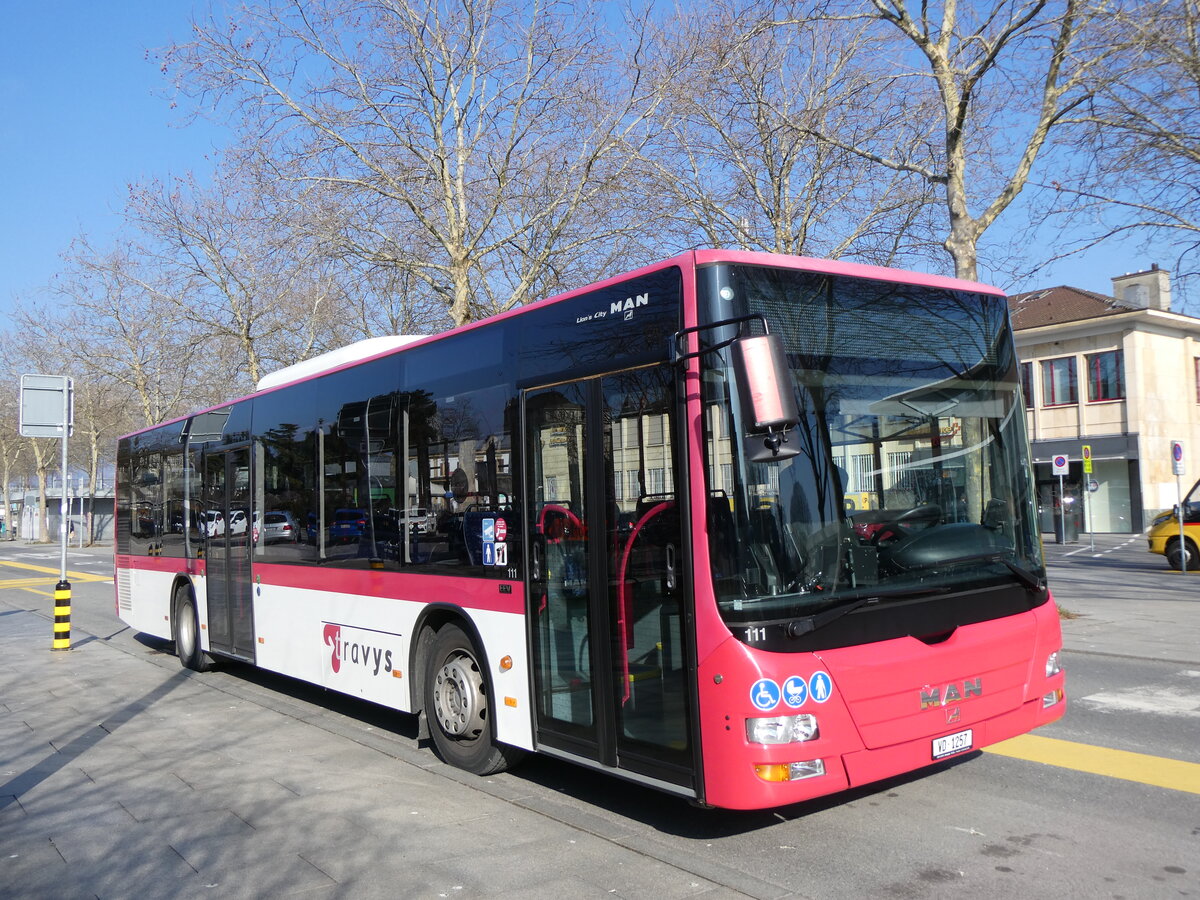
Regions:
[[203, 510, 225, 537], [227, 509, 249, 537], [1147, 478, 1200, 570], [329, 508, 367, 543], [405, 507, 436, 534], [262, 511, 300, 543]]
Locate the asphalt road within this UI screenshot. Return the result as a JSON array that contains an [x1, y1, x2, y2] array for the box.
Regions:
[[1, 538, 1197, 898]]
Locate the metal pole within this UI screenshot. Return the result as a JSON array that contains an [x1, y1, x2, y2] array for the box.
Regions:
[[53, 384, 72, 651], [1058, 473, 1065, 544], [1086, 478, 1094, 552], [59, 393, 68, 583], [1180, 472, 1187, 573]]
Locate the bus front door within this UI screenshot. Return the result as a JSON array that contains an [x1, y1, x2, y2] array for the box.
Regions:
[[203, 446, 256, 662], [524, 367, 694, 790]]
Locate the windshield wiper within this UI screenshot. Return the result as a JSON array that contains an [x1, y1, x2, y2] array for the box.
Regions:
[[786, 586, 950, 637], [933, 550, 1047, 594], [996, 556, 1047, 593]]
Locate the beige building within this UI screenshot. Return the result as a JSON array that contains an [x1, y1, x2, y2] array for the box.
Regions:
[[1009, 265, 1200, 534]]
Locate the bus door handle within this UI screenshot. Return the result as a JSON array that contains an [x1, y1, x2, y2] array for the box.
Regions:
[[665, 542, 676, 591], [532, 542, 542, 581]]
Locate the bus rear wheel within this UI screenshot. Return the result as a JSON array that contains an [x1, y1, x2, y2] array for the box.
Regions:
[[174, 586, 212, 672], [1166, 538, 1199, 571], [423, 623, 522, 775]]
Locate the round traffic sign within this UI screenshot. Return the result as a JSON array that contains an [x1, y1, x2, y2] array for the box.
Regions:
[[1174, 443, 1184, 462]]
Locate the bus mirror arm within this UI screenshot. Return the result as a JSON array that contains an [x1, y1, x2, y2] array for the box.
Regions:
[[671, 313, 768, 363]]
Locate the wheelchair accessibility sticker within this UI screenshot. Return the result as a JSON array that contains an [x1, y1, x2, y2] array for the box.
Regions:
[[750, 678, 781, 712]]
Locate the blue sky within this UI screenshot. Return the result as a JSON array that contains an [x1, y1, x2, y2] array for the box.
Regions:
[[0, 2, 1166, 319], [0, 2, 227, 316]]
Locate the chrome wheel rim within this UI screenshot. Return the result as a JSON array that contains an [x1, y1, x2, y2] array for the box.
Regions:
[[433, 651, 486, 739], [178, 604, 196, 657]]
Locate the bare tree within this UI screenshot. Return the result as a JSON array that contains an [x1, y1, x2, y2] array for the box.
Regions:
[[0, 393, 22, 541], [1045, 0, 1200, 293], [648, 1, 941, 264], [125, 166, 341, 389], [46, 237, 201, 428], [751, 0, 1111, 281], [165, 0, 670, 326]]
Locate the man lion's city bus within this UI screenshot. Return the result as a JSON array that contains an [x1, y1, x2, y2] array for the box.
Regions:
[[114, 250, 1065, 810]]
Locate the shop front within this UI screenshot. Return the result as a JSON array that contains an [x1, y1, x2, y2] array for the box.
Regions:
[[1031, 435, 1140, 536]]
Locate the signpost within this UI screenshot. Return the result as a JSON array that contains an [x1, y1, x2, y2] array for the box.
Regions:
[[1173, 440, 1186, 574], [1052, 453, 1069, 543], [19, 374, 74, 649], [1081, 445, 1094, 551]]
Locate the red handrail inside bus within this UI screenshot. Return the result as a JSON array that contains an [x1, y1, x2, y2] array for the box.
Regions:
[[615, 500, 674, 705], [537, 503, 584, 540], [536, 504, 585, 614]]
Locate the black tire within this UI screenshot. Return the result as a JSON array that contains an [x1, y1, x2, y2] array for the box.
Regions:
[[1166, 538, 1199, 571], [423, 623, 523, 775], [174, 586, 213, 672]]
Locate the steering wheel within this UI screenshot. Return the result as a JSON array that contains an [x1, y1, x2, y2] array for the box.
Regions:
[[869, 504, 942, 547], [895, 503, 941, 525]]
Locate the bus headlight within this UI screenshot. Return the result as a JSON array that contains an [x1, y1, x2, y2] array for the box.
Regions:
[[1046, 651, 1061, 677], [746, 714, 819, 745]]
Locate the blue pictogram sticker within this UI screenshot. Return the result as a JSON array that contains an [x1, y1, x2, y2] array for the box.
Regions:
[[482, 518, 496, 543], [782, 675, 808, 708], [482, 542, 496, 566], [808, 671, 833, 703], [750, 678, 781, 712]]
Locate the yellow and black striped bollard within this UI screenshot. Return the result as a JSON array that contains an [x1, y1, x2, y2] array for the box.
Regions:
[[52, 580, 71, 651]]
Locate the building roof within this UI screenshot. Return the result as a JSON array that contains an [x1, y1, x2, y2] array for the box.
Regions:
[[1006, 285, 1137, 330]]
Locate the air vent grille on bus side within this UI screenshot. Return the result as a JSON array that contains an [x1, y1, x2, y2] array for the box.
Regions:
[[117, 570, 133, 612]]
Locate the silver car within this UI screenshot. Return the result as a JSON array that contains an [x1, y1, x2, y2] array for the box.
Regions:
[[262, 510, 300, 543]]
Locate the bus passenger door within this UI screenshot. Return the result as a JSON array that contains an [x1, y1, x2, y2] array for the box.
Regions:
[[524, 367, 694, 789], [203, 446, 256, 662]]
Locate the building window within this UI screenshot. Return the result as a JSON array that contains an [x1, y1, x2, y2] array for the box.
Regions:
[[1019, 362, 1034, 408], [1040, 356, 1077, 406], [1086, 350, 1124, 402], [647, 467, 665, 495]]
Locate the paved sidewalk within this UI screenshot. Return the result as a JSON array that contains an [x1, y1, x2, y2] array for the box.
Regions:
[[1044, 533, 1200, 666], [1, 535, 1196, 898], [0, 601, 733, 899]]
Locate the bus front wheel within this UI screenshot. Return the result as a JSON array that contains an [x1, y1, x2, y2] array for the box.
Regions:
[[174, 586, 212, 672], [423, 623, 522, 775], [1166, 537, 1199, 571]]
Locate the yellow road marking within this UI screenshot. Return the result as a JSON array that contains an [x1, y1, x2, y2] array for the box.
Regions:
[[987, 733, 1200, 795], [0, 578, 74, 589], [0, 560, 110, 584]]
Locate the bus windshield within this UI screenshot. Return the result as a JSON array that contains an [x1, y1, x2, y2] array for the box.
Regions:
[[699, 264, 1045, 630]]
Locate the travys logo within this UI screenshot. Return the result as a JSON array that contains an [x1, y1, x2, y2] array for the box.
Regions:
[[322, 622, 395, 676]]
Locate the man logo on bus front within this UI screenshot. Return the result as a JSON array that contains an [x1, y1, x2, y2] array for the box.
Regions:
[[920, 678, 983, 710]]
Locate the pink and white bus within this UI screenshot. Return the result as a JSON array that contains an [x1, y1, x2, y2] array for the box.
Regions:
[[115, 250, 1065, 810]]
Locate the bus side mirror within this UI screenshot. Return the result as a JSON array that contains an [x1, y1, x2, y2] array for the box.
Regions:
[[982, 498, 1009, 530], [732, 333, 800, 461]]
